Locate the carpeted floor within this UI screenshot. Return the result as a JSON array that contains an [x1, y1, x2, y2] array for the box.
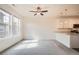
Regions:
[[1, 39, 79, 55]]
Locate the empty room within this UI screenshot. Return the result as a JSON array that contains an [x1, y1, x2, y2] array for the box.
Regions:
[[0, 4, 79, 55]]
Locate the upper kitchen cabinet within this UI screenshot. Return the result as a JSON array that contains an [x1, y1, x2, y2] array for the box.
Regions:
[[56, 5, 79, 29]]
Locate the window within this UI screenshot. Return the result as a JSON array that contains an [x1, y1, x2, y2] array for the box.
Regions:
[[0, 9, 10, 38], [0, 9, 21, 38], [12, 16, 20, 35]]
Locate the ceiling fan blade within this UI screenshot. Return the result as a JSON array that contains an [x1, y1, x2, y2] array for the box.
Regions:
[[40, 13, 44, 16], [41, 10, 48, 12], [29, 11, 37, 12], [34, 13, 37, 16]]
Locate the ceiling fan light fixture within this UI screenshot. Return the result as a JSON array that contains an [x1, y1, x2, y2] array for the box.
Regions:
[[29, 6, 48, 16]]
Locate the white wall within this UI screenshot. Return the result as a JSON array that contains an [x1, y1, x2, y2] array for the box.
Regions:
[[23, 16, 57, 40], [0, 5, 23, 52], [0, 35, 22, 52]]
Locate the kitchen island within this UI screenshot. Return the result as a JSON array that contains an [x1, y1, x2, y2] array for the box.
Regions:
[[55, 28, 79, 48]]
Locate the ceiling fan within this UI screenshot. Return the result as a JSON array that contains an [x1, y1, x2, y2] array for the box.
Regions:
[[29, 6, 48, 16]]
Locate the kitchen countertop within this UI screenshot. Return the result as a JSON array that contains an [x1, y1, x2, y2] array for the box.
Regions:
[[55, 28, 79, 35]]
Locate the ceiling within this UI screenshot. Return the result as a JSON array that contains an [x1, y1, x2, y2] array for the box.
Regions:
[[9, 4, 79, 18]]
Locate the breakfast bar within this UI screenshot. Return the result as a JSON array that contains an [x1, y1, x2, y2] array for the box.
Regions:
[[55, 28, 79, 48]]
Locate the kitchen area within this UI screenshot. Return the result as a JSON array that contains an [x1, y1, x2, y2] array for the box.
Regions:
[[55, 10, 79, 49]]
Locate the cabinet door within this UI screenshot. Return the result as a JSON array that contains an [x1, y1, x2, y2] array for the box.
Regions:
[[70, 34, 79, 48]]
